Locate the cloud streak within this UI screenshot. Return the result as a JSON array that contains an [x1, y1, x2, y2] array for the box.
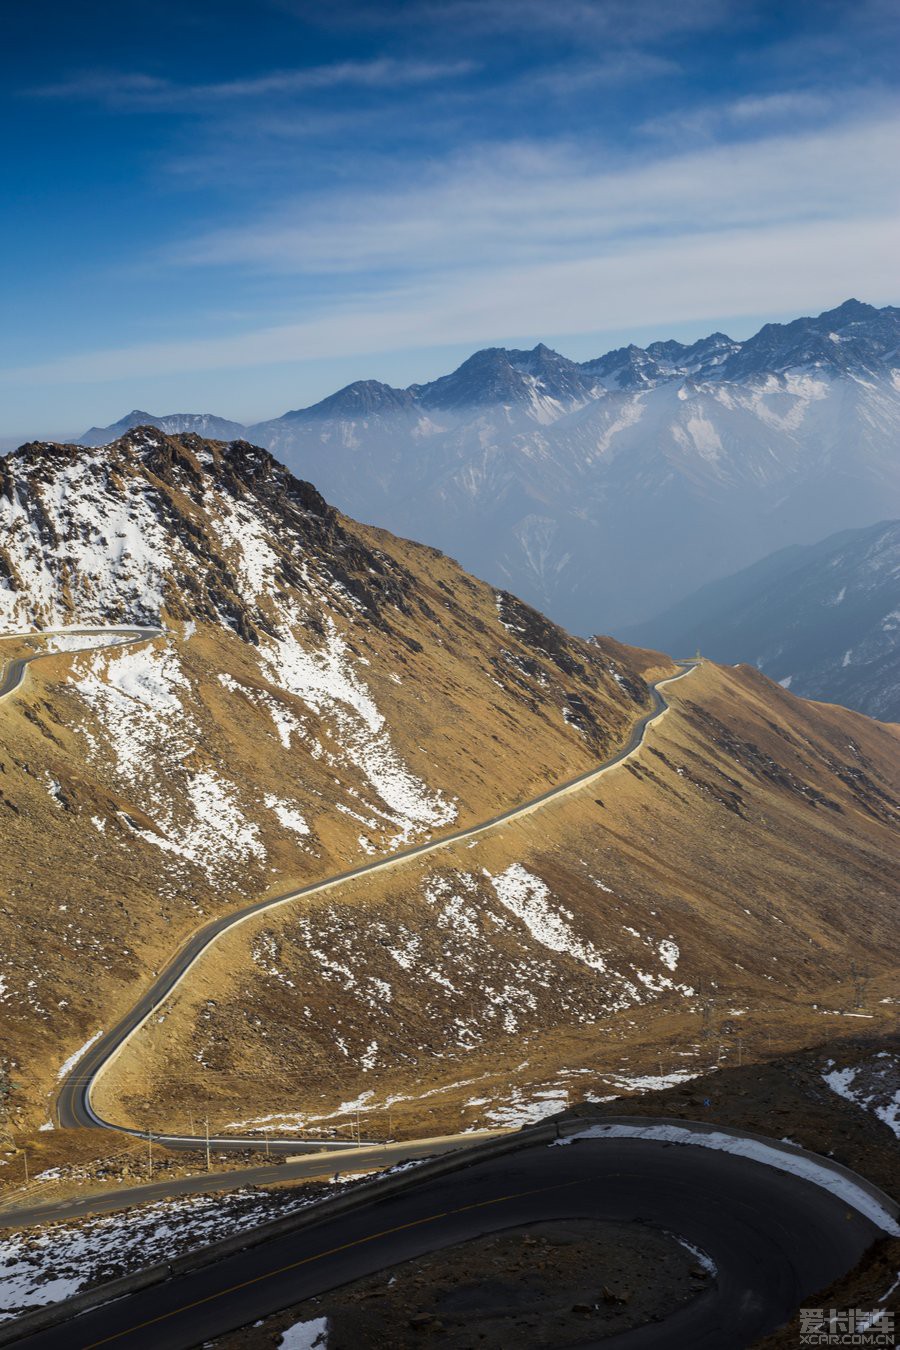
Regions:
[[6, 215, 897, 389], [32, 57, 477, 107], [4, 103, 897, 392], [367, 0, 734, 42], [167, 108, 900, 278], [7, 0, 900, 432]]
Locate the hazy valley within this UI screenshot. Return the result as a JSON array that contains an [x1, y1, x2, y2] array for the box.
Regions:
[[82, 300, 900, 644], [623, 519, 900, 721]]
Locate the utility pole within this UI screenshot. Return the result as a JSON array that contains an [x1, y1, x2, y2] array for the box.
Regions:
[[264, 1129, 270, 1160], [849, 961, 869, 1011], [147, 1129, 152, 1182], [205, 1116, 211, 1173], [188, 1105, 194, 1136], [22, 1148, 28, 1186], [356, 1109, 361, 1145]]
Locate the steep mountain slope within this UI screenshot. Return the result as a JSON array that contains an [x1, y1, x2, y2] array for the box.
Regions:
[[0, 431, 896, 1158], [620, 522, 900, 722], [77, 300, 900, 632], [94, 659, 900, 1141], [0, 428, 663, 1139]]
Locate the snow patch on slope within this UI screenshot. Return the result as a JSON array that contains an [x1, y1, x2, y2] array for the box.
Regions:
[[73, 640, 265, 881], [0, 1188, 319, 1322], [486, 864, 607, 972], [555, 1120, 900, 1235], [0, 452, 172, 627], [823, 1056, 900, 1139], [55, 1029, 103, 1081], [260, 615, 456, 847], [278, 1319, 329, 1350]]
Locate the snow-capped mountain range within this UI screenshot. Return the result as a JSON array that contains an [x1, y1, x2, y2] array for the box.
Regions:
[[78, 300, 900, 632]]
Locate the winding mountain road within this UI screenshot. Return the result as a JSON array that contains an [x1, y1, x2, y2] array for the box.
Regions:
[[6, 1131, 893, 1350], [0, 628, 163, 701], [3, 625, 695, 1149], [47, 640, 697, 1148], [4, 632, 895, 1349], [0, 1133, 508, 1230]]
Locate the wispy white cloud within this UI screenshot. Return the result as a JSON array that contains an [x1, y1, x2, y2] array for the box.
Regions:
[[32, 58, 477, 107], [165, 108, 900, 278], [532, 51, 680, 94], [395, 0, 733, 42], [4, 213, 896, 389], [640, 87, 860, 141], [4, 120, 897, 390]]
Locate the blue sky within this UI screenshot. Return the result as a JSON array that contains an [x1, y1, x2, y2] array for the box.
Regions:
[[2, 0, 899, 439]]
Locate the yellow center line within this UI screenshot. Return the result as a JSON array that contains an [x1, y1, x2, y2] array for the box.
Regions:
[[81, 1175, 588, 1348]]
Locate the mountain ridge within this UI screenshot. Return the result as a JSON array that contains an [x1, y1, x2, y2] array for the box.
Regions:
[[66, 297, 900, 641], [0, 428, 897, 1163], [618, 520, 900, 722], [77, 299, 900, 442]]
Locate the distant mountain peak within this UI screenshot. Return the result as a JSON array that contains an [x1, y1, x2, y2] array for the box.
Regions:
[[417, 342, 596, 412], [68, 298, 900, 641], [820, 297, 878, 322], [286, 379, 417, 421], [79, 409, 247, 448], [417, 347, 534, 411]]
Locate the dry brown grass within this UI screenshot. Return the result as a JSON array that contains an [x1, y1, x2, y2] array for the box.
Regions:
[[92, 662, 900, 1141], [0, 502, 664, 1165]]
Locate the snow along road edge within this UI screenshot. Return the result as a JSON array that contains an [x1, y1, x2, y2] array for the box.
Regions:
[[555, 1119, 900, 1235]]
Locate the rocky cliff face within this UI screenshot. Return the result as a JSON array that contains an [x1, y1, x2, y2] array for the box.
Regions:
[[0, 430, 419, 637]]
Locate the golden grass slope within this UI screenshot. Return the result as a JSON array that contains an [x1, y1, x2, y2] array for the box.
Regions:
[[91, 660, 900, 1141], [0, 433, 665, 1145]]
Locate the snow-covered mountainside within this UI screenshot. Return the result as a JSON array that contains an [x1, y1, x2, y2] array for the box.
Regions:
[[620, 521, 900, 722], [78, 300, 900, 632], [0, 428, 668, 1134]]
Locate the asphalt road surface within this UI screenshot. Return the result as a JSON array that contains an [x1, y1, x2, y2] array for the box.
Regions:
[[0, 1134, 506, 1229], [0, 628, 162, 701], [8, 1136, 882, 1350], [54, 655, 697, 1149], [0, 655, 32, 699]]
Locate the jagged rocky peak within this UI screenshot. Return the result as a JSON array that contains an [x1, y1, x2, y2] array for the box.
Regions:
[[78, 301, 900, 445], [418, 343, 594, 410], [0, 429, 427, 635], [416, 347, 537, 410], [721, 298, 900, 381], [505, 342, 597, 401], [579, 300, 900, 387], [581, 342, 663, 388]]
